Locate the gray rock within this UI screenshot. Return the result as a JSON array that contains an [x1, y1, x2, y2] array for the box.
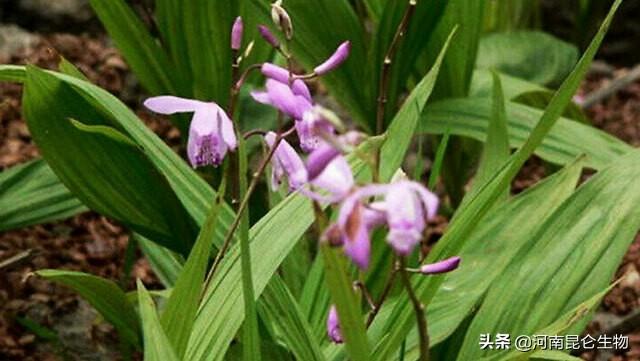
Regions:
[[0, 25, 39, 60], [20, 0, 93, 23]]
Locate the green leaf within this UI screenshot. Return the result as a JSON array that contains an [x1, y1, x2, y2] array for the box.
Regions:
[[88, 0, 179, 95], [37, 270, 140, 347], [420, 98, 631, 170], [185, 154, 370, 361], [58, 57, 89, 81], [427, 130, 451, 189], [136, 234, 183, 288], [379, 27, 456, 181], [4, 65, 238, 253], [458, 150, 640, 360], [0, 64, 26, 82], [491, 286, 616, 361], [477, 31, 579, 87], [472, 71, 510, 197], [0, 159, 87, 232], [259, 276, 326, 361], [182, 0, 233, 102], [160, 188, 225, 357], [427, 0, 486, 99], [320, 244, 370, 361], [369, 1, 622, 358], [23, 66, 198, 254], [470, 69, 545, 99], [136, 280, 180, 361], [428, 158, 583, 346]]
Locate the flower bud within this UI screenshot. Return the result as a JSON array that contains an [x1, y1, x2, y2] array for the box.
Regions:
[[258, 25, 280, 48], [231, 16, 243, 51], [271, 1, 293, 40], [326, 306, 343, 344], [314, 41, 351, 75], [419, 256, 461, 275]]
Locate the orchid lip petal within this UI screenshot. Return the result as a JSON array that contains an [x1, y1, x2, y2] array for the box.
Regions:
[[144, 96, 204, 114], [419, 256, 461, 274], [265, 132, 308, 192]]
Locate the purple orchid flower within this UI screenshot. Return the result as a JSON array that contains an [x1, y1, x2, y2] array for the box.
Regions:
[[306, 155, 355, 204], [252, 68, 334, 152], [144, 96, 236, 168], [383, 181, 439, 255], [231, 16, 243, 51], [419, 256, 461, 274], [264, 131, 308, 192], [327, 305, 343, 344], [335, 185, 388, 269], [251, 78, 312, 120], [332, 180, 439, 268], [260, 63, 312, 101], [314, 41, 351, 75]]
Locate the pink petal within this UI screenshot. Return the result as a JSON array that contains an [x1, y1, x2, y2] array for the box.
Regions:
[[144, 96, 204, 114], [420, 256, 461, 274], [314, 41, 351, 75]]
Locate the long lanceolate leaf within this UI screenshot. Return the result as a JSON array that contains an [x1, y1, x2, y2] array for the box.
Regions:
[[160, 188, 225, 358], [23, 68, 198, 253], [420, 98, 631, 170], [3, 66, 237, 249], [0, 159, 87, 232], [458, 149, 640, 360], [426, 158, 583, 351], [36, 270, 140, 347], [369, 2, 622, 360], [88, 0, 179, 95], [137, 281, 180, 361], [259, 274, 326, 361]]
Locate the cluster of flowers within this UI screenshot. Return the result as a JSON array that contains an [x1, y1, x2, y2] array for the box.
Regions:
[[144, 10, 460, 345]]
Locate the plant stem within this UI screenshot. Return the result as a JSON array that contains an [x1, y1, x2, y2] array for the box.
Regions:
[[375, 0, 418, 135], [366, 259, 399, 327], [373, 0, 418, 182], [399, 257, 430, 361]]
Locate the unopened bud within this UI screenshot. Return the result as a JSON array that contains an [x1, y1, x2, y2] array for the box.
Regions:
[[258, 25, 280, 48], [419, 256, 461, 275], [231, 16, 243, 51], [271, 1, 293, 40], [314, 41, 351, 75]]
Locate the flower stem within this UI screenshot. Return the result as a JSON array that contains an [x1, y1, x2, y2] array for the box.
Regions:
[[375, 0, 417, 135], [373, 0, 418, 181], [366, 259, 399, 327], [399, 257, 430, 361]]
